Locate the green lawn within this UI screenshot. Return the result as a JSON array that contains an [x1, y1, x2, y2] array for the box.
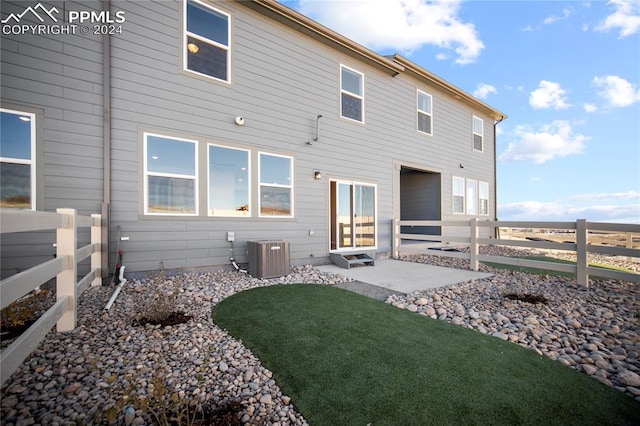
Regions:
[[212, 284, 640, 426]]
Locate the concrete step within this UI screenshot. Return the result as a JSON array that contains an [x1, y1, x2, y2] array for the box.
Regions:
[[330, 252, 375, 269]]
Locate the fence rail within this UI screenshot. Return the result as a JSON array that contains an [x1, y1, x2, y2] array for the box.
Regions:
[[392, 218, 640, 286], [0, 208, 102, 386]]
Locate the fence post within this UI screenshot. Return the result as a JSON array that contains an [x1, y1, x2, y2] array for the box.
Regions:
[[576, 219, 588, 287], [56, 208, 77, 332], [91, 214, 102, 286], [470, 218, 479, 271]]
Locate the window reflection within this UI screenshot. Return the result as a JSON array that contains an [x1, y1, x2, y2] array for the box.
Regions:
[[209, 145, 250, 216], [0, 110, 34, 208]]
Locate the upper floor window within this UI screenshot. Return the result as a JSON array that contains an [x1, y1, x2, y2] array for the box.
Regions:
[[340, 65, 364, 123], [144, 133, 198, 215], [417, 90, 432, 135], [184, 0, 230, 83], [259, 152, 293, 217], [473, 116, 483, 152], [452, 176, 465, 214], [0, 109, 36, 209], [208, 144, 250, 217]]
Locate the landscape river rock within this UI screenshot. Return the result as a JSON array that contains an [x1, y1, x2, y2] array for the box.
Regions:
[[1, 250, 638, 424]]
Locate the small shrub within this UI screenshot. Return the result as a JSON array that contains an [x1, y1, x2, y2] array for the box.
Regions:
[[502, 283, 548, 304], [106, 365, 243, 425], [1, 289, 52, 339], [133, 269, 191, 326]]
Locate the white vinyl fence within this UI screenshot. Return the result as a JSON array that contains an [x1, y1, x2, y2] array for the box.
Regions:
[[392, 218, 640, 286], [0, 208, 102, 385]]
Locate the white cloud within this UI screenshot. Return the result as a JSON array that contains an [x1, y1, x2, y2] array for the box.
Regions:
[[522, 6, 573, 31], [592, 75, 640, 107], [582, 103, 598, 113], [529, 81, 571, 110], [595, 0, 640, 38], [297, 0, 484, 64], [473, 83, 497, 99], [543, 7, 573, 25], [570, 190, 640, 201], [498, 200, 640, 222], [499, 120, 587, 164]]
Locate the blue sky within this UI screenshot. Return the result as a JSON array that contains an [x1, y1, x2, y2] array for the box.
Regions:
[[281, 0, 640, 223]]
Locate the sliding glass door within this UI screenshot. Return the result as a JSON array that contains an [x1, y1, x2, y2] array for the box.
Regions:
[[331, 180, 376, 250]]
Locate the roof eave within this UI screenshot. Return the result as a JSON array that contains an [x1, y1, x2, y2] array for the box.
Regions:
[[392, 54, 507, 121]]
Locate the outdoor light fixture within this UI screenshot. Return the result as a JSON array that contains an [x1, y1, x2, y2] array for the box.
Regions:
[[314, 170, 322, 179], [187, 43, 199, 54]]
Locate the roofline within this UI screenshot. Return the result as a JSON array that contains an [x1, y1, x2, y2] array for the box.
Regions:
[[391, 54, 507, 121], [241, 0, 506, 121]]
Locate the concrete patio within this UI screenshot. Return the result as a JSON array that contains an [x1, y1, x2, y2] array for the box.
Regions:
[[316, 258, 493, 300]]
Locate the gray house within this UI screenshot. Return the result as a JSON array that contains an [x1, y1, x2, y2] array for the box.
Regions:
[[0, 0, 505, 278]]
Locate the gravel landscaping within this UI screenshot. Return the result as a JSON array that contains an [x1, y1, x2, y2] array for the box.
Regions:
[[1, 248, 639, 424]]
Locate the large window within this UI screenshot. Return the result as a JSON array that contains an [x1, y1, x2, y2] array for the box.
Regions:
[[184, 0, 230, 83], [466, 179, 478, 215], [340, 65, 364, 123], [208, 144, 250, 216], [417, 90, 432, 135], [144, 133, 198, 215], [0, 109, 35, 209], [452, 176, 465, 214], [479, 181, 489, 215], [259, 152, 293, 217], [473, 116, 484, 152]]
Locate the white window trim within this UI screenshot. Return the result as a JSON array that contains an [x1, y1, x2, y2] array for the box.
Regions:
[[340, 64, 365, 123], [207, 143, 251, 217], [258, 151, 294, 218], [330, 179, 378, 252], [183, 0, 231, 84], [452, 176, 465, 215], [0, 108, 36, 210], [473, 115, 484, 152], [143, 132, 199, 216], [417, 89, 433, 136], [479, 181, 489, 216]]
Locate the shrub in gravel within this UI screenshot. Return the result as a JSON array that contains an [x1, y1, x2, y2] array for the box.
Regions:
[[132, 269, 192, 327]]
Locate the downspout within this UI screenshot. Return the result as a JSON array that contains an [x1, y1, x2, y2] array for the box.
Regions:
[[493, 115, 505, 238], [101, 0, 111, 282]]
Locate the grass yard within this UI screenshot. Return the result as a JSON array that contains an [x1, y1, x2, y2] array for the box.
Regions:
[[212, 284, 640, 426]]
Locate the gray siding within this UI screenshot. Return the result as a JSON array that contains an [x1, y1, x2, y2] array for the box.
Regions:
[[1, 0, 498, 276], [0, 0, 104, 278]]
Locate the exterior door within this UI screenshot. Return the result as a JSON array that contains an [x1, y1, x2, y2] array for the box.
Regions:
[[330, 180, 376, 251]]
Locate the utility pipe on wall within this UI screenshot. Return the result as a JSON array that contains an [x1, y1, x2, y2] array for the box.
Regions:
[[102, 0, 112, 281]]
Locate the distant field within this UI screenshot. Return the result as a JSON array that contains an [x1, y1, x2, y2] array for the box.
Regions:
[[500, 228, 640, 248]]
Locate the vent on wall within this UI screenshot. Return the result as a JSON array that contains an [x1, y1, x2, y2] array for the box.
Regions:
[[247, 240, 290, 279]]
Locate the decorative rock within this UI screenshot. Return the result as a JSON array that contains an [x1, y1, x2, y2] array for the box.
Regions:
[[618, 370, 640, 387], [491, 332, 508, 341], [415, 297, 429, 306], [259, 394, 273, 405], [218, 361, 229, 373]]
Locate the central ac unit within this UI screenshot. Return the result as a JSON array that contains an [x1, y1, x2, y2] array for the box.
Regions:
[[247, 240, 290, 278]]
